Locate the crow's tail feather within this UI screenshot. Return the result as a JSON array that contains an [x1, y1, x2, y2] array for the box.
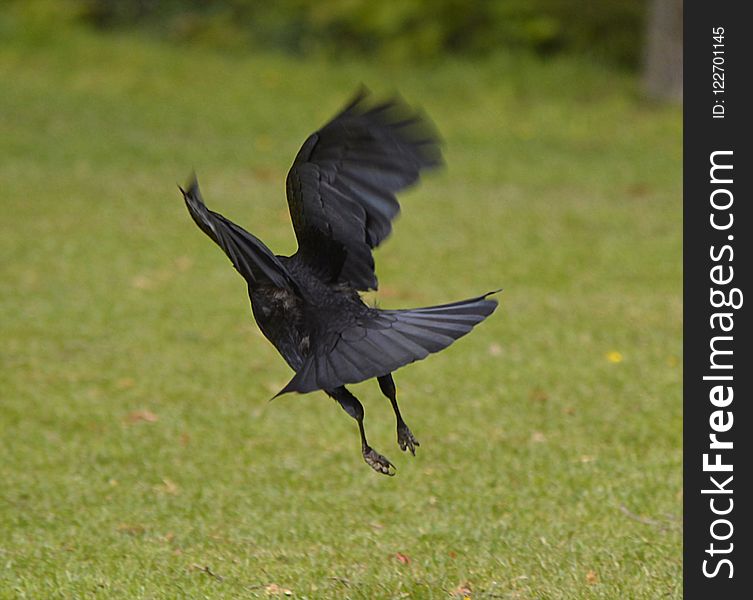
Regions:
[[277, 290, 500, 395]]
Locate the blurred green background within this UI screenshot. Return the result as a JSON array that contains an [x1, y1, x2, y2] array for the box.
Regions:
[[1, 1, 681, 598], [69, 0, 647, 66]]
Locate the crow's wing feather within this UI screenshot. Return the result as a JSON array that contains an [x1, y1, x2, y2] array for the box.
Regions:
[[182, 177, 296, 290], [285, 89, 442, 291], [276, 291, 500, 395]]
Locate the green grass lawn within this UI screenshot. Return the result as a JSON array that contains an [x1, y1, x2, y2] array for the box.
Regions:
[[1, 17, 681, 600]]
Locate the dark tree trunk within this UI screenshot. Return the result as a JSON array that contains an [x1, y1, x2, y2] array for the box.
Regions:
[[643, 0, 683, 102]]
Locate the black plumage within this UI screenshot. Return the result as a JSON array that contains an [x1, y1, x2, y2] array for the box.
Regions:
[[181, 89, 499, 475]]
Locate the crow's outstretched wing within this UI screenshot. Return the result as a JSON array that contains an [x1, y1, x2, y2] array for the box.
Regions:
[[276, 291, 499, 395], [182, 177, 296, 291], [285, 89, 442, 291]]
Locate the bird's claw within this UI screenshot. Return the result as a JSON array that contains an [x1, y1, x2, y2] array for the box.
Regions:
[[397, 423, 420, 456], [363, 446, 396, 476]]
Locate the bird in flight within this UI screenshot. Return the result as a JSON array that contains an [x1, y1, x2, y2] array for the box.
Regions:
[[181, 89, 499, 475]]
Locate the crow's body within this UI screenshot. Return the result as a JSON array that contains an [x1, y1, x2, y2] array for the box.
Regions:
[[182, 90, 499, 474]]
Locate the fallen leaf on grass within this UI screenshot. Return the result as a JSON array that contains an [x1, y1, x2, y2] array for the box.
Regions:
[[528, 387, 548, 402], [124, 410, 159, 424], [450, 582, 472, 597], [155, 478, 180, 495], [394, 552, 411, 565], [586, 570, 598, 585], [627, 182, 651, 198], [116, 523, 145, 536], [115, 377, 135, 390], [265, 583, 293, 596]]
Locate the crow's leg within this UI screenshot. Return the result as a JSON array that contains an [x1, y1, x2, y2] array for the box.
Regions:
[[327, 386, 395, 476], [378, 374, 420, 456]]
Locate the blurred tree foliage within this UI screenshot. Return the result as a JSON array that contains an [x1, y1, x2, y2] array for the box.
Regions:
[[18, 0, 649, 68]]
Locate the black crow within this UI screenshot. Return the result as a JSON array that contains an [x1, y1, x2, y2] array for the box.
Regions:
[[181, 89, 499, 475]]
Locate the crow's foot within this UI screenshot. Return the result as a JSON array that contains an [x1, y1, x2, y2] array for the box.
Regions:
[[397, 423, 420, 456], [363, 446, 395, 476]]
